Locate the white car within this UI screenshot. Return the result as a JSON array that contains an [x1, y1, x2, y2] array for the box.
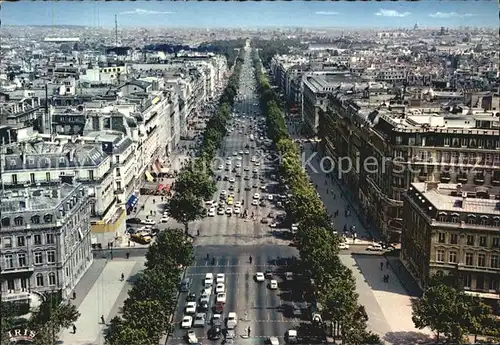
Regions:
[[255, 272, 265, 282], [217, 208, 225, 215], [208, 209, 216, 217], [251, 157, 256, 162], [367, 243, 384, 251], [181, 315, 193, 329], [185, 301, 197, 314], [215, 283, 225, 294], [235, 162, 242, 168], [161, 216, 169, 223], [186, 330, 198, 344], [220, 190, 227, 196], [237, 156, 243, 161], [233, 151, 238, 156], [216, 292, 226, 303], [251, 200, 259, 206], [339, 243, 350, 250], [205, 200, 215, 206], [229, 177, 236, 183], [226, 312, 238, 329], [193, 313, 206, 327], [244, 166, 250, 171], [204, 273, 214, 287], [225, 160, 231, 165], [244, 150, 250, 155], [234, 207, 241, 214], [252, 168, 259, 174], [253, 193, 260, 199], [269, 280, 278, 290], [217, 165, 224, 170], [238, 150, 244, 155], [254, 161, 261, 166], [226, 208, 233, 215], [141, 219, 156, 225], [270, 222, 277, 228], [216, 273, 225, 284], [267, 194, 273, 201], [235, 201, 242, 208]]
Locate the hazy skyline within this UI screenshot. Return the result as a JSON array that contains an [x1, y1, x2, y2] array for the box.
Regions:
[[1, 1, 498, 29]]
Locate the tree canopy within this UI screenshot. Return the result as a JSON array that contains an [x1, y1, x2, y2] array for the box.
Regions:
[[105, 229, 194, 344], [253, 48, 378, 345]]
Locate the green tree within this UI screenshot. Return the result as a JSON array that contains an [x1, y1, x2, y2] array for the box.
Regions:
[[127, 268, 179, 313], [167, 192, 205, 237], [122, 299, 167, 341], [30, 293, 80, 345], [105, 316, 151, 345], [173, 166, 216, 201], [411, 283, 467, 342], [146, 229, 194, 270]]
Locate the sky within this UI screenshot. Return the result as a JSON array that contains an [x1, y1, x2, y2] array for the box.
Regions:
[[1, 1, 498, 29]]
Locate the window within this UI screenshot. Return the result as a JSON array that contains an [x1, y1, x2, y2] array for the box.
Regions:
[[449, 251, 457, 263], [47, 251, 56, 263], [1, 218, 10, 227], [489, 279, 499, 291], [3, 237, 12, 248], [17, 236, 25, 247], [451, 215, 458, 223], [479, 236, 487, 247], [46, 234, 54, 245], [476, 275, 485, 290], [20, 278, 27, 290], [88, 170, 94, 180], [36, 274, 44, 287], [18, 253, 26, 267], [7, 279, 14, 291], [465, 252, 474, 266], [436, 250, 445, 262], [493, 237, 500, 248], [30, 173, 35, 184], [31, 215, 40, 224], [14, 217, 23, 226], [491, 255, 499, 268], [4, 254, 13, 268], [478, 254, 486, 267], [464, 274, 472, 288], [46, 172, 51, 181], [467, 235, 475, 246], [34, 234, 41, 245], [438, 232, 446, 243], [11, 174, 18, 185], [450, 233, 458, 245], [48, 272, 56, 286], [34, 252, 43, 265]]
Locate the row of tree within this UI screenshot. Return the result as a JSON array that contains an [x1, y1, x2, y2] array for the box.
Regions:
[[412, 276, 500, 344], [104, 230, 194, 345], [251, 38, 306, 67], [167, 49, 244, 236], [252, 49, 381, 345]]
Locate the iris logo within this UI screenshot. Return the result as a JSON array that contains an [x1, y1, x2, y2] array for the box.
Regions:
[[6, 329, 36, 344]]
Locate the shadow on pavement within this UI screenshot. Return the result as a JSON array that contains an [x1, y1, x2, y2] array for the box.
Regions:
[[269, 229, 294, 241], [384, 331, 435, 345], [351, 254, 410, 296]]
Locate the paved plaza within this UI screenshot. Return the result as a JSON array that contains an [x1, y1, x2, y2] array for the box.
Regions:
[[58, 257, 146, 345]]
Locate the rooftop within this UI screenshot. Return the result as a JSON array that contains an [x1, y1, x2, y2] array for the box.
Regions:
[[410, 182, 500, 215], [1, 183, 84, 214]]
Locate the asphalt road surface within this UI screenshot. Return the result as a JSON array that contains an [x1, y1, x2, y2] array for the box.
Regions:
[[167, 45, 305, 345]]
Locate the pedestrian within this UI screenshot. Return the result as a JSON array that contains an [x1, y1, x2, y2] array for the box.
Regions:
[[197, 229, 200, 236], [126, 252, 130, 259], [101, 315, 105, 324], [380, 262, 383, 271], [247, 326, 251, 337], [72, 291, 76, 299], [121, 273, 124, 281], [333, 194, 336, 200], [386, 275, 390, 283], [72, 324, 77, 334]]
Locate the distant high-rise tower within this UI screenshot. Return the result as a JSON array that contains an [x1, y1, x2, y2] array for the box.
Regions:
[[414, 22, 419, 30], [114, 15, 118, 47]]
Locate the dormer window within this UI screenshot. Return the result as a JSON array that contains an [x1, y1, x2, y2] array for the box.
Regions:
[[31, 215, 40, 224], [28, 158, 34, 165], [44, 214, 53, 223], [14, 216, 23, 226], [10, 159, 16, 166]]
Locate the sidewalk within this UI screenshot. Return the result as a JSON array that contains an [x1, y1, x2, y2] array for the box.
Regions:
[[58, 259, 145, 345]]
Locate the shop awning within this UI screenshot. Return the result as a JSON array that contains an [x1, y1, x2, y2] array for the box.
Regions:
[[145, 171, 154, 182], [127, 195, 138, 208]]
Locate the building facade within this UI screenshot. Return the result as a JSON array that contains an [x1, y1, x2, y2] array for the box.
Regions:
[[402, 182, 500, 312], [0, 183, 92, 304]]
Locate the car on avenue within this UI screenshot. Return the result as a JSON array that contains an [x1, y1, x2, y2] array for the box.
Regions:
[[255, 272, 265, 282], [181, 315, 193, 329], [226, 312, 238, 329], [185, 301, 197, 314], [215, 283, 225, 294], [216, 273, 225, 284], [216, 293, 227, 304], [269, 280, 278, 290], [193, 313, 206, 327]]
